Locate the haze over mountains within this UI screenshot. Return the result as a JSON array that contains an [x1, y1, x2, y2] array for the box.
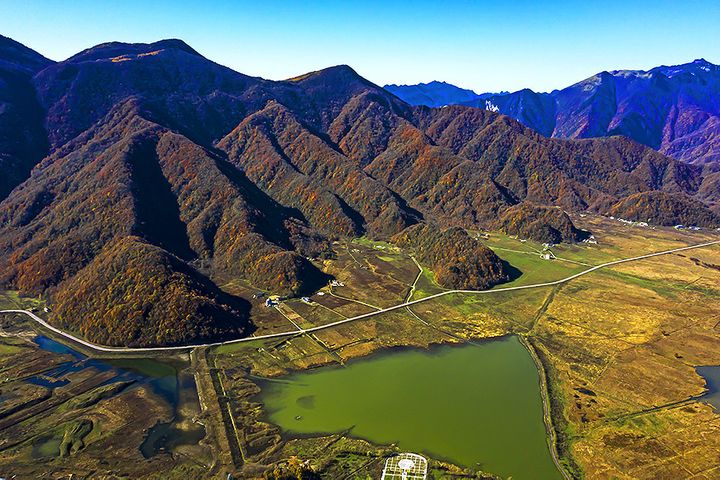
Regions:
[[0, 35, 718, 347], [385, 59, 720, 166]]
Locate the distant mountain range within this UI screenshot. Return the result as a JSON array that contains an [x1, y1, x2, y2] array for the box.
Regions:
[[384, 81, 495, 108], [0, 35, 717, 347], [384, 59, 720, 166]]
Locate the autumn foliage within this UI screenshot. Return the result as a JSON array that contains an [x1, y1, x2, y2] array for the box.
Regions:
[[603, 191, 719, 227], [0, 38, 716, 347], [393, 223, 509, 290], [52, 236, 250, 347], [496, 203, 586, 244]]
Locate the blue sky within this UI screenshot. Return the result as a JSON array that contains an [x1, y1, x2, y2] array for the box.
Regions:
[[1, 0, 718, 92]]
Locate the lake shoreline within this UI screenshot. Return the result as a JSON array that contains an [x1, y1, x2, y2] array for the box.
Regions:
[[519, 334, 573, 480], [256, 335, 563, 479]]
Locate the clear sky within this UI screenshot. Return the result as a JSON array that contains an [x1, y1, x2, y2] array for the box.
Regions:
[[1, 0, 718, 93]]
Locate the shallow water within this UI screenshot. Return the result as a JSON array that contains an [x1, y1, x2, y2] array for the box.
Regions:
[[34, 335, 83, 358], [139, 370, 206, 458], [140, 417, 207, 458], [259, 335, 561, 480], [31, 335, 205, 458]]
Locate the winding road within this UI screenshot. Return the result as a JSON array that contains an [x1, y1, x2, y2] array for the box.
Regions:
[[2, 239, 718, 354]]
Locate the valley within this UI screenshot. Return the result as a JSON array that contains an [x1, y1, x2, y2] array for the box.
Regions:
[[1, 216, 719, 479], [0, 30, 719, 480]]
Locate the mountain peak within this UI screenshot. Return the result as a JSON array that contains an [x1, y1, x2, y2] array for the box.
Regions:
[[66, 38, 201, 63], [287, 64, 361, 83], [647, 58, 717, 78], [286, 64, 383, 97], [150, 38, 200, 55], [323, 64, 357, 74]]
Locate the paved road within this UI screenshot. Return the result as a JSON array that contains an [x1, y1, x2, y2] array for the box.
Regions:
[[2, 239, 718, 354]]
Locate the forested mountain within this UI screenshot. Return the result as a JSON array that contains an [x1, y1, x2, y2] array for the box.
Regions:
[[392, 224, 509, 289], [389, 59, 720, 167], [0, 37, 717, 346]]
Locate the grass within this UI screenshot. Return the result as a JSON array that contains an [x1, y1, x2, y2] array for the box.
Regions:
[[490, 248, 585, 287], [59, 418, 93, 457], [410, 265, 446, 300], [598, 269, 684, 300], [478, 231, 543, 253], [550, 242, 618, 265], [351, 236, 398, 251], [529, 244, 720, 478], [33, 434, 63, 458], [0, 290, 45, 311], [0, 338, 23, 355], [600, 262, 720, 301], [214, 337, 276, 356], [282, 299, 345, 328]]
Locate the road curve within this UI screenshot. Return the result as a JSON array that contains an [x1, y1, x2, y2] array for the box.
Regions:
[[2, 239, 718, 354]]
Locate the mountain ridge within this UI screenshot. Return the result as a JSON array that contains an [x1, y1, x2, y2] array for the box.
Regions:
[[0, 36, 717, 347], [385, 59, 720, 166]]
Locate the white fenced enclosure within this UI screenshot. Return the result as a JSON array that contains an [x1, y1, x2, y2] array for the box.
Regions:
[[381, 452, 428, 480]]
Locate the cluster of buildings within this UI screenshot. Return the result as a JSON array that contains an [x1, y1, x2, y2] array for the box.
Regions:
[[255, 278, 344, 308], [608, 216, 652, 228], [582, 234, 598, 245]]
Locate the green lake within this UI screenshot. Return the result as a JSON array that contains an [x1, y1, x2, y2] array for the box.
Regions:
[[259, 335, 562, 480]]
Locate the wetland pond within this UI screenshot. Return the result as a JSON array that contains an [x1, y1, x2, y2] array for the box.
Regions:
[[31, 336, 205, 459], [259, 335, 562, 480]]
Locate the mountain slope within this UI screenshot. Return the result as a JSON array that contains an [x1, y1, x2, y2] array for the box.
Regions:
[[0, 35, 52, 74], [0, 100, 325, 346], [469, 89, 557, 137], [52, 235, 252, 347], [219, 100, 418, 237], [392, 223, 508, 289], [602, 191, 720, 227], [0, 36, 53, 200], [32, 39, 278, 149], [0, 37, 717, 347], [412, 106, 705, 211]]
